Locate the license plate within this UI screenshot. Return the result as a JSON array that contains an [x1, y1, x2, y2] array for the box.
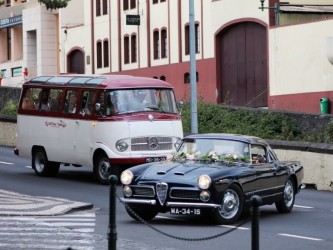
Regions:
[[145, 157, 166, 163], [170, 207, 201, 215]]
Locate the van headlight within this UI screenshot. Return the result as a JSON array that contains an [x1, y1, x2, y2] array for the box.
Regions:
[[116, 140, 129, 152], [197, 175, 211, 189], [120, 170, 133, 185]]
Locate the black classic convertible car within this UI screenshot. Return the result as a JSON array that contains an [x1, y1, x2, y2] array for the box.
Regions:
[[120, 133, 304, 224]]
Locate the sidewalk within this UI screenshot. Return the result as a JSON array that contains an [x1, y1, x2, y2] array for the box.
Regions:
[[0, 189, 179, 249], [0, 189, 92, 216]]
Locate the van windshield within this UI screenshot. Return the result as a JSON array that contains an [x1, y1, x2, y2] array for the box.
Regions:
[[101, 88, 179, 115]]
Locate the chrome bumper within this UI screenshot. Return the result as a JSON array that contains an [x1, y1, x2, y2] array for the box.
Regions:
[[120, 198, 220, 208]]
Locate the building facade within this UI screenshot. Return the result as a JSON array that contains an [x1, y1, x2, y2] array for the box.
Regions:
[[1, 0, 333, 114]]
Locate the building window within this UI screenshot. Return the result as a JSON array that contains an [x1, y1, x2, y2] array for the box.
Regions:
[[153, 0, 158, 4], [124, 0, 135, 10], [97, 41, 102, 68], [123, 0, 129, 10], [103, 40, 109, 68], [153, 30, 159, 59], [102, 0, 108, 15], [161, 29, 167, 59], [131, 34, 137, 63], [96, 0, 101, 16], [195, 23, 200, 53], [7, 28, 11, 61], [185, 23, 200, 55], [130, 0, 136, 9], [184, 72, 199, 83], [124, 36, 129, 64]]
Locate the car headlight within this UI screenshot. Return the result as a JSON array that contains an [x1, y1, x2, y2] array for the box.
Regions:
[[116, 140, 129, 152], [120, 170, 133, 185], [197, 175, 211, 189], [200, 191, 211, 202], [123, 186, 133, 197]]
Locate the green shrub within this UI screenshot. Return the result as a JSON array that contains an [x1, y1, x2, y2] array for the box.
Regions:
[[181, 102, 308, 142], [0, 100, 18, 116]]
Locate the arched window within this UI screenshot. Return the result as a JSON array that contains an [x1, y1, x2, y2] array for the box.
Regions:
[[96, 0, 101, 16], [185, 23, 200, 55], [97, 41, 102, 68], [102, 0, 108, 15], [131, 34, 137, 63], [161, 29, 167, 58], [153, 30, 159, 59], [124, 36, 129, 64], [103, 40, 109, 68]]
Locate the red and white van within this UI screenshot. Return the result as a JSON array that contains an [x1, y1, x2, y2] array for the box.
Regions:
[[14, 75, 183, 184]]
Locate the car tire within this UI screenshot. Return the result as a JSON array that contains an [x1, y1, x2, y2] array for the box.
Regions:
[[125, 205, 158, 221], [93, 153, 113, 185], [213, 184, 244, 224], [275, 178, 295, 213], [32, 148, 60, 177]]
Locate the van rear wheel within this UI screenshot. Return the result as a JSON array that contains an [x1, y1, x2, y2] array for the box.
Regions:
[[32, 148, 60, 177], [93, 153, 113, 185]]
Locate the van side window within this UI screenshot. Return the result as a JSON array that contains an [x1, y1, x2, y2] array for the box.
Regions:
[[36, 89, 50, 111], [80, 90, 95, 115], [65, 90, 78, 114], [96, 92, 106, 116], [21, 88, 35, 110], [49, 89, 64, 112]]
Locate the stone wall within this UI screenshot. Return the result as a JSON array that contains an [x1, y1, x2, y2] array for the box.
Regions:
[[0, 115, 16, 147]]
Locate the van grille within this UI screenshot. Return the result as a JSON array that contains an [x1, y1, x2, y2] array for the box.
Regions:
[[131, 137, 173, 151]]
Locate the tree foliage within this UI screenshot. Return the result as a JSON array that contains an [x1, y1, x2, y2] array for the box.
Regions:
[[38, 0, 70, 10]]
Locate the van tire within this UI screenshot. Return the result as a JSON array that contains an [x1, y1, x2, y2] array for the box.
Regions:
[[93, 153, 113, 185], [32, 148, 60, 177]]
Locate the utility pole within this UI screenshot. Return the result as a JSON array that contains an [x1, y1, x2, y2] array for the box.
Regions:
[[189, 0, 198, 134]]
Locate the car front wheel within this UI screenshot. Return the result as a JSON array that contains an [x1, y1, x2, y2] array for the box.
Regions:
[[275, 178, 295, 213], [213, 184, 244, 224], [32, 148, 60, 177]]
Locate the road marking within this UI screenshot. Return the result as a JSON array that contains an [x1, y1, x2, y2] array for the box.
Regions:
[[278, 233, 323, 241], [220, 225, 249, 230], [0, 161, 13, 165], [294, 205, 314, 209], [156, 215, 185, 221]]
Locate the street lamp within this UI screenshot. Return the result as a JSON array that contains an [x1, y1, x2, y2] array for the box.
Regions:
[[258, 0, 281, 25]]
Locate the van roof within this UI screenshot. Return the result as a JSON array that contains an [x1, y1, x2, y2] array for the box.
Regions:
[[26, 74, 173, 89]]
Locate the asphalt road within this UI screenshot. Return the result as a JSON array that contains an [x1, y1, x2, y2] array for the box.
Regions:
[[0, 145, 332, 250]]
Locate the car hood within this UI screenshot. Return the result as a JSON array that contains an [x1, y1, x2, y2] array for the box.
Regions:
[[137, 160, 237, 183]]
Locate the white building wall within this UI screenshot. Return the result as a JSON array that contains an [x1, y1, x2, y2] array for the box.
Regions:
[[169, 1, 180, 64], [269, 20, 333, 96]]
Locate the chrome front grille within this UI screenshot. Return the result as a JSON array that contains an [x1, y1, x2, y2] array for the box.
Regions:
[[131, 137, 173, 151], [170, 188, 201, 200], [132, 186, 155, 197]]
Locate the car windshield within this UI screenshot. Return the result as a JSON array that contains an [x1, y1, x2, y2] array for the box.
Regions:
[[175, 138, 251, 162], [103, 88, 178, 115]]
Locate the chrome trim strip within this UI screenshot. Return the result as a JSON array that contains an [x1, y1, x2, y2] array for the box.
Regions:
[[120, 198, 156, 205], [166, 202, 220, 208]]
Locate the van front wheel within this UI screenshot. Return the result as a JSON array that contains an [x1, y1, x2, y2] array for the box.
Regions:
[[93, 153, 113, 185], [32, 148, 60, 177]]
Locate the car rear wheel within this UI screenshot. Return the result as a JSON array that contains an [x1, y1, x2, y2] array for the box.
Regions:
[[275, 178, 295, 213], [32, 148, 60, 177], [213, 184, 244, 224], [125, 205, 158, 221]]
